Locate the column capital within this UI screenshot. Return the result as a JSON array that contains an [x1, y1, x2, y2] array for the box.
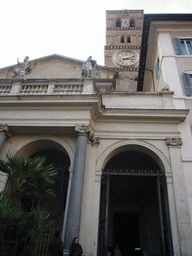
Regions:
[[75, 124, 91, 135], [0, 124, 11, 137], [166, 137, 182, 147]]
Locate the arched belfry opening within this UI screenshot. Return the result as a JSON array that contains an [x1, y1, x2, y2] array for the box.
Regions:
[[98, 148, 173, 256]]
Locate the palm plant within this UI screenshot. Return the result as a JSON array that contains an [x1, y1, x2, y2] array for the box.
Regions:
[[0, 152, 56, 202], [0, 152, 57, 256]]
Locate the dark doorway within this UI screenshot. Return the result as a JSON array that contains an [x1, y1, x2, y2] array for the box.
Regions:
[[30, 149, 70, 255], [114, 213, 139, 254], [98, 150, 173, 256]]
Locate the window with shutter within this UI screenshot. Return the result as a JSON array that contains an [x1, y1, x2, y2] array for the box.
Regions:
[[174, 37, 192, 55], [183, 72, 192, 96]]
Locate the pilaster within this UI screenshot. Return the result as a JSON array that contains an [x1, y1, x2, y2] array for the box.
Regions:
[[0, 124, 11, 154], [166, 137, 192, 255]]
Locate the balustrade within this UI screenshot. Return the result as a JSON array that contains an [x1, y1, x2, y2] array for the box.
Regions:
[[0, 84, 12, 94], [20, 84, 48, 94], [53, 83, 83, 94], [0, 81, 84, 95]]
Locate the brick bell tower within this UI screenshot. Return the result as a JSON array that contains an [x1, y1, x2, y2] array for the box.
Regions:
[[105, 10, 143, 91]]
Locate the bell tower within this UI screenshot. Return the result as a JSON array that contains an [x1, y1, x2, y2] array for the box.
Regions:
[[105, 10, 143, 91]]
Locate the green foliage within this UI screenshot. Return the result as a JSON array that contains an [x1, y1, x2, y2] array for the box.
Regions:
[[0, 197, 25, 240], [0, 152, 57, 202], [29, 206, 54, 241], [0, 152, 57, 254]]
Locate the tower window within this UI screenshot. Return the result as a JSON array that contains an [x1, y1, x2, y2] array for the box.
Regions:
[[127, 36, 131, 43], [116, 19, 121, 27], [121, 36, 124, 43], [130, 19, 135, 27]]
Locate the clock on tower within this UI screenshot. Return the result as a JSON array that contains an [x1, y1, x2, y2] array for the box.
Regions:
[[105, 9, 143, 91]]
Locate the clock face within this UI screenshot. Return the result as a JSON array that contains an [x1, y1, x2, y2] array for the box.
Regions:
[[112, 50, 138, 67]]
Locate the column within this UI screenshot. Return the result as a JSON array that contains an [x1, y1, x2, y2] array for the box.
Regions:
[[0, 124, 10, 154], [166, 137, 192, 255], [64, 124, 91, 252]]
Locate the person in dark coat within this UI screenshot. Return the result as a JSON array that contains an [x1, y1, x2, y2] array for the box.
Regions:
[[107, 242, 114, 256], [69, 237, 83, 256], [48, 230, 64, 256]]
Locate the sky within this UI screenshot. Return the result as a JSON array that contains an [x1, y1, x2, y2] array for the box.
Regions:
[[0, 0, 192, 69]]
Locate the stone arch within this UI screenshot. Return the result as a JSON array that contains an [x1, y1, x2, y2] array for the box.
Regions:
[[130, 18, 135, 27], [97, 140, 174, 255], [15, 135, 75, 168], [96, 140, 171, 174], [116, 18, 121, 27]]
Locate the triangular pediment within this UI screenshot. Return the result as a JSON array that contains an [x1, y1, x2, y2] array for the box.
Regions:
[[0, 54, 117, 80]]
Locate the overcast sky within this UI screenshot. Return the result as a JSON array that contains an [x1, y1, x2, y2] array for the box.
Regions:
[[1, 0, 192, 69]]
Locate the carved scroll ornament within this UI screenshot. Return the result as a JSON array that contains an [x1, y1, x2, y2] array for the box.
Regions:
[[89, 133, 100, 146], [0, 124, 11, 136], [166, 137, 182, 147]]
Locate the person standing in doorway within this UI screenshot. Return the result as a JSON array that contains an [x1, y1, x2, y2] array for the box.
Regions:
[[114, 245, 121, 256], [69, 237, 83, 256], [48, 230, 64, 256], [107, 243, 114, 256]]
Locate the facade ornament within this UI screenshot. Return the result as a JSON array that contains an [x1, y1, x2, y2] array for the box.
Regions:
[[81, 56, 97, 78], [166, 137, 182, 147], [75, 124, 91, 135], [161, 81, 170, 91], [13, 56, 32, 80], [0, 124, 11, 136], [75, 125, 100, 145], [89, 133, 100, 146]]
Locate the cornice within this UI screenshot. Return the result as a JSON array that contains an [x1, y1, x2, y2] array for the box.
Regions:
[[107, 27, 142, 30], [105, 46, 140, 50], [101, 108, 189, 122], [106, 10, 143, 14], [118, 67, 139, 71]]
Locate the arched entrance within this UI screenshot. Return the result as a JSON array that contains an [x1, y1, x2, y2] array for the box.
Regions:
[[17, 139, 71, 256], [98, 149, 173, 256]]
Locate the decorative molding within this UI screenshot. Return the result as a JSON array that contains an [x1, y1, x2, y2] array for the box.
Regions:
[[75, 125, 91, 135], [166, 137, 182, 147], [0, 124, 11, 137], [89, 133, 100, 146], [106, 10, 143, 14], [75, 125, 100, 145], [107, 27, 142, 30], [118, 67, 139, 71], [105, 46, 140, 50]]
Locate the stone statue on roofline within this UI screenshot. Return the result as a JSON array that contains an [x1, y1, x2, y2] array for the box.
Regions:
[[81, 56, 97, 78], [13, 56, 32, 80]]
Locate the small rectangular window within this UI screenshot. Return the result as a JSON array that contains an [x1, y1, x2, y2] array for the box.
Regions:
[[121, 36, 124, 43], [183, 72, 192, 96], [174, 37, 192, 55], [155, 58, 160, 79]]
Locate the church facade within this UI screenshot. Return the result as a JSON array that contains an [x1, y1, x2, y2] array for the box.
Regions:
[[0, 10, 192, 256]]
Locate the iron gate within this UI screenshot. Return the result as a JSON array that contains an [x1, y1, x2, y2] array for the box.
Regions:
[[98, 168, 173, 256]]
